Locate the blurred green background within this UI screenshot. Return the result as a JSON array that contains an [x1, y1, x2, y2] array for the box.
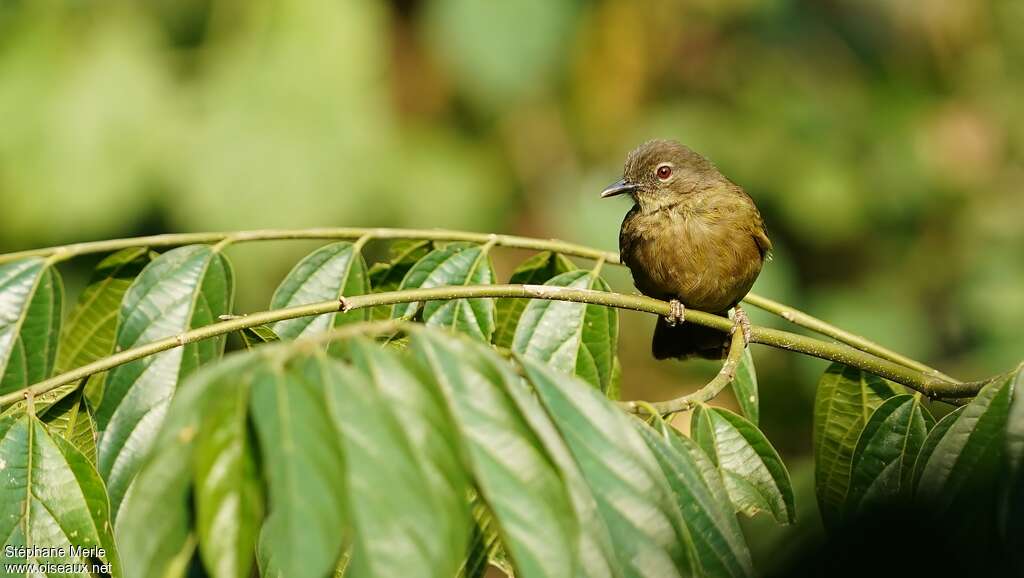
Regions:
[[1, 0, 1021, 568]]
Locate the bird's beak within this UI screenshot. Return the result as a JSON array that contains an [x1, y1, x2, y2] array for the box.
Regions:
[[600, 179, 639, 198]]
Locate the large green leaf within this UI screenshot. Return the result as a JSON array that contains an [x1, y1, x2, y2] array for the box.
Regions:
[[392, 243, 496, 341], [41, 390, 97, 464], [493, 252, 576, 348], [732, 348, 759, 425], [116, 353, 255, 578], [913, 373, 1016, 516], [58, 247, 152, 412], [0, 257, 62, 396], [269, 241, 369, 340], [95, 245, 235, 517], [324, 341, 470, 578], [0, 413, 120, 575], [635, 420, 754, 578], [812, 363, 898, 528], [368, 240, 432, 320], [412, 330, 580, 578], [251, 354, 347, 578], [692, 405, 795, 524], [193, 365, 263, 578], [520, 357, 697, 578], [845, 394, 930, 515], [496, 352, 619, 578], [58, 248, 150, 372], [342, 338, 472, 577], [512, 270, 618, 394]]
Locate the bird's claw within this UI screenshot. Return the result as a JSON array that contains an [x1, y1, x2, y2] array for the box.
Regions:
[[731, 305, 752, 346], [665, 299, 686, 327]]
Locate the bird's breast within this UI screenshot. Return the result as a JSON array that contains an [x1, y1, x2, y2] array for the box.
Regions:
[[621, 208, 763, 312]]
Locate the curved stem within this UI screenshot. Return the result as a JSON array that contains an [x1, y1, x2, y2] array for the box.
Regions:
[[620, 329, 747, 416], [0, 227, 955, 381], [0, 284, 978, 407]]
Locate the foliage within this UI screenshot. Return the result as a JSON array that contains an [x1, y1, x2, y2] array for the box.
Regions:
[[0, 233, 1020, 577]]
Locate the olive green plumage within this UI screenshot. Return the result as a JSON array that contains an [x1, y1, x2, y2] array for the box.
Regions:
[[603, 139, 772, 359]]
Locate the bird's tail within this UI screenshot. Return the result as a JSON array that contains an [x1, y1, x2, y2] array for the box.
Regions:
[[651, 314, 731, 360]]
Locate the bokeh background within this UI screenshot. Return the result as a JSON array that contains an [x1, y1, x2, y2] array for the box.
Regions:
[[1, 0, 1021, 569]]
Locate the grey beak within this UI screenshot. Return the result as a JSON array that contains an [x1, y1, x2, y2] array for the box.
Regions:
[[600, 179, 638, 198]]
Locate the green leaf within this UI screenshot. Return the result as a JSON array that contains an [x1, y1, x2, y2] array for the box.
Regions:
[[41, 389, 98, 464], [607, 356, 623, 401], [732, 348, 759, 425], [1002, 365, 1024, 566], [319, 342, 468, 578], [512, 270, 618, 394], [117, 353, 255, 578], [812, 363, 898, 528], [0, 257, 62, 396], [57, 248, 152, 411], [392, 243, 496, 341], [0, 381, 79, 421], [520, 356, 697, 578], [911, 405, 963, 485], [913, 373, 1017, 516], [368, 240, 432, 320], [270, 241, 369, 340], [323, 342, 471, 578], [251, 353, 347, 578], [634, 420, 754, 578], [0, 413, 120, 575], [845, 394, 930, 515], [692, 405, 795, 524], [412, 330, 579, 578], [493, 251, 576, 348], [497, 351, 619, 578], [95, 245, 235, 517], [238, 324, 281, 349], [59, 248, 150, 371], [193, 365, 263, 578]]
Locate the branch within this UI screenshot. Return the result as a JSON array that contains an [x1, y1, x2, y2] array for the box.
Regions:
[[619, 329, 747, 416], [0, 283, 979, 407], [0, 226, 954, 381], [742, 293, 959, 383]]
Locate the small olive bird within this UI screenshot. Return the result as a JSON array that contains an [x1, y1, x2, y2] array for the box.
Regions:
[[602, 139, 772, 359]]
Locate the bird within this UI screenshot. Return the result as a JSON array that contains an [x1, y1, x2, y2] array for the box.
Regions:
[[601, 139, 772, 359]]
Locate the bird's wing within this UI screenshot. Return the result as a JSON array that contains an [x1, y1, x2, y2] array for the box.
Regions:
[[751, 211, 773, 260], [618, 205, 640, 268]]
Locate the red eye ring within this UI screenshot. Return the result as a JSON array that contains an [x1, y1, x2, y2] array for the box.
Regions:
[[656, 165, 672, 180]]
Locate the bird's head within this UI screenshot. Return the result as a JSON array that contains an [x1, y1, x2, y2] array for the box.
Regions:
[[601, 139, 718, 212]]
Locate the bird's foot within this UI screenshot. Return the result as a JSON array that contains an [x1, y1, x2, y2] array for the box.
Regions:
[[731, 304, 753, 346], [665, 299, 686, 327]]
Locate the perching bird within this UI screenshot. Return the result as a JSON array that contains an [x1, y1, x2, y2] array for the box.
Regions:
[[602, 139, 772, 359]]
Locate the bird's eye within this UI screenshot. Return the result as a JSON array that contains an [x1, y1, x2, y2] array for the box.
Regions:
[[656, 164, 672, 180]]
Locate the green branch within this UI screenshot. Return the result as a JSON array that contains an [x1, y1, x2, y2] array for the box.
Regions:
[[0, 283, 979, 407], [742, 293, 959, 383], [0, 226, 955, 381]]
